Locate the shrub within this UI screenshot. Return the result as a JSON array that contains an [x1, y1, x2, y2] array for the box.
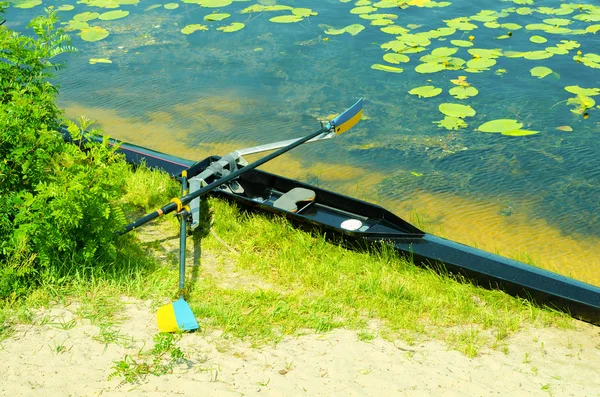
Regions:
[[0, 8, 130, 296]]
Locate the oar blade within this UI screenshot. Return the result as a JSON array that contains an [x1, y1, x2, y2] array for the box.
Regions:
[[157, 298, 199, 332], [330, 98, 363, 135]]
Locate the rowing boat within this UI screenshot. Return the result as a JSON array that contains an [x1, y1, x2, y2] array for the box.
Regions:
[[60, 128, 600, 325]]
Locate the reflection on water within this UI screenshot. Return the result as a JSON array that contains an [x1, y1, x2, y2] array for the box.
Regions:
[[7, 0, 600, 285]]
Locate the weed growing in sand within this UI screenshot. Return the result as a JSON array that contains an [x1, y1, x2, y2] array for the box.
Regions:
[[109, 333, 185, 384]]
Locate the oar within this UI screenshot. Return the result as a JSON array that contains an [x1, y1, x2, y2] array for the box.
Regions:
[[156, 171, 199, 332], [118, 98, 363, 235]]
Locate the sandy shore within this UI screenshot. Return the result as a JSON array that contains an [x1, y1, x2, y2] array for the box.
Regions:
[[1, 298, 599, 397]]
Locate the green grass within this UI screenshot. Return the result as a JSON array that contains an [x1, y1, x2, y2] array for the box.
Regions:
[[0, 165, 575, 357]]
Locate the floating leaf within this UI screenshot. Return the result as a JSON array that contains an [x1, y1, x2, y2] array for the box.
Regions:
[[502, 129, 539, 136], [530, 66, 552, 78], [292, 8, 317, 17], [199, 0, 232, 7], [586, 24, 600, 34], [164, 3, 179, 9], [522, 51, 553, 60], [371, 64, 403, 73], [217, 22, 245, 32], [478, 119, 523, 133], [89, 58, 112, 64], [408, 85, 442, 98], [381, 25, 410, 35], [79, 26, 109, 42], [449, 86, 479, 99], [325, 28, 346, 35], [11, 0, 42, 8], [344, 24, 365, 36], [431, 47, 458, 57], [57, 4, 75, 11], [74, 12, 99, 22], [350, 6, 377, 14], [98, 10, 129, 20], [556, 126, 573, 132], [564, 86, 600, 97], [466, 58, 496, 69], [181, 24, 208, 34], [414, 62, 445, 74], [435, 116, 468, 130], [270, 15, 304, 23], [543, 18, 571, 26], [450, 76, 470, 86], [383, 53, 410, 64], [530, 35, 547, 44], [204, 13, 230, 21], [438, 103, 476, 118], [451, 39, 473, 47], [567, 95, 596, 109]]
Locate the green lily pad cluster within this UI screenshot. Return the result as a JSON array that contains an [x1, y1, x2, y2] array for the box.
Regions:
[[435, 103, 476, 130], [573, 52, 600, 69], [240, 4, 317, 24], [564, 86, 599, 116]]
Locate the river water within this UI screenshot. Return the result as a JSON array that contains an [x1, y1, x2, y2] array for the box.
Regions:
[[5, 0, 600, 285]]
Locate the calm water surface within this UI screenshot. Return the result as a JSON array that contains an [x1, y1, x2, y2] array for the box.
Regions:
[[5, 0, 600, 284]]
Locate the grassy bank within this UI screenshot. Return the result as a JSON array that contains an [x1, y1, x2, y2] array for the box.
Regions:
[[0, 164, 573, 358]]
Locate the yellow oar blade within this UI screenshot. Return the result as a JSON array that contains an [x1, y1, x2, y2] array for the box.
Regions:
[[157, 298, 198, 332], [330, 98, 363, 135]]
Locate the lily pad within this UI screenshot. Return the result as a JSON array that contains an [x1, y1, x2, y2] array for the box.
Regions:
[[522, 51, 553, 60], [345, 24, 365, 36], [270, 15, 304, 23], [181, 24, 209, 34], [477, 119, 523, 133], [408, 85, 442, 98], [292, 8, 317, 17], [79, 26, 109, 42], [530, 66, 552, 78], [217, 22, 245, 32], [204, 13, 230, 21], [466, 58, 496, 69], [57, 4, 75, 11], [98, 10, 129, 20], [415, 62, 445, 73], [501, 129, 539, 136], [371, 64, 403, 73], [199, 0, 232, 7], [449, 86, 479, 99], [564, 86, 600, 97], [11, 0, 42, 8], [438, 103, 476, 118], [435, 116, 468, 130], [89, 58, 112, 64], [530, 35, 547, 44], [556, 126, 573, 132], [383, 53, 410, 64], [450, 39, 473, 47], [74, 12, 100, 22], [164, 3, 179, 9], [350, 6, 377, 14]]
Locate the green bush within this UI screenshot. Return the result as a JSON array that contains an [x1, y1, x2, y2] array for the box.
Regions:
[[0, 8, 130, 296]]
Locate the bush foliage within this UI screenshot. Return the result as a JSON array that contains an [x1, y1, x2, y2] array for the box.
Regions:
[[0, 8, 130, 297]]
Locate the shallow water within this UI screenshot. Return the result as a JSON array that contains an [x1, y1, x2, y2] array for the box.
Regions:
[[5, 0, 600, 285]]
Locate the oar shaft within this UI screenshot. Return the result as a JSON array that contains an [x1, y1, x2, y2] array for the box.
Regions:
[[119, 125, 329, 234]]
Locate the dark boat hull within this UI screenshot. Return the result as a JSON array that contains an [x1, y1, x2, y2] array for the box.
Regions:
[[64, 131, 600, 324]]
